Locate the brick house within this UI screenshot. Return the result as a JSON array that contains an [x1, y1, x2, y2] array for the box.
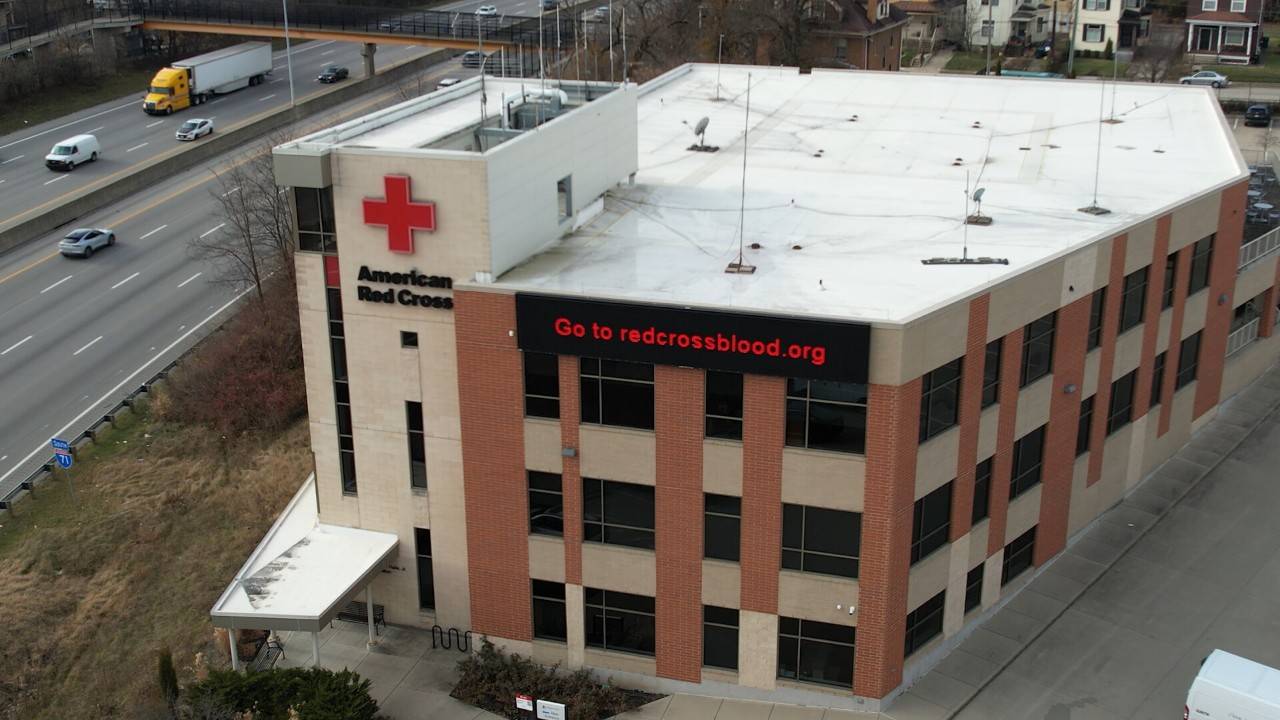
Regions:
[[806, 0, 910, 70], [1185, 0, 1264, 63]]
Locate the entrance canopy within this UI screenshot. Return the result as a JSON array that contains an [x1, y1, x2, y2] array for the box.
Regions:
[[211, 475, 398, 633]]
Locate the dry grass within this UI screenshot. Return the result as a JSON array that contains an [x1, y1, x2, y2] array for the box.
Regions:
[[0, 404, 310, 719]]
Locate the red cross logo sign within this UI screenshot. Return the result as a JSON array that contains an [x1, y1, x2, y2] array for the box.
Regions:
[[362, 175, 437, 254]]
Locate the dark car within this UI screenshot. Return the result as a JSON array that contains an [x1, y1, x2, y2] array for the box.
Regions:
[[1034, 39, 1052, 59], [461, 50, 487, 68], [317, 65, 349, 83], [1245, 104, 1273, 127]]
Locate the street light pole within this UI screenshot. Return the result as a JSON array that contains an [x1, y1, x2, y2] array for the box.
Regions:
[[281, 0, 295, 106]]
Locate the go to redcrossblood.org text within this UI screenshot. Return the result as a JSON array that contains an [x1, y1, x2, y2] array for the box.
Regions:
[[553, 317, 828, 367]]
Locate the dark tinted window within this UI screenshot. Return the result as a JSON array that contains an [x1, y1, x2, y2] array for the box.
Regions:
[[327, 287, 355, 495], [406, 401, 427, 490], [1001, 526, 1036, 585], [583, 478, 655, 549], [964, 564, 984, 613], [1187, 235, 1214, 295], [1176, 332, 1201, 389], [1020, 312, 1056, 387], [1150, 351, 1166, 408], [415, 528, 435, 610], [972, 458, 992, 524], [782, 504, 861, 579], [401, 331, 418, 348], [581, 358, 654, 430], [919, 358, 963, 442], [704, 493, 741, 562], [529, 471, 563, 536], [524, 352, 560, 419], [705, 371, 744, 440], [982, 339, 1002, 408], [1087, 289, 1105, 351], [785, 379, 867, 454], [1077, 396, 1094, 456], [1009, 426, 1046, 500], [703, 606, 739, 670], [777, 617, 856, 687], [585, 588, 655, 656], [1118, 267, 1148, 333], [911, 482, 952, 564], [296, 186, 337, 253], [1162, 253, 1177, 309], [904, 590, 945, 657], [1107, 370, 1137, 434], [532, 580, 567, 641]]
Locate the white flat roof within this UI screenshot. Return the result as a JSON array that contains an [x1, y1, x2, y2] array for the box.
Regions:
[[210, 475, 398, 631], [494, 64, 1246, 324]]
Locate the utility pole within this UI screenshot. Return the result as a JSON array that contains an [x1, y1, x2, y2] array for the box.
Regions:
[[985, 0, 993, 75], [1067, 2, 1078, 76]]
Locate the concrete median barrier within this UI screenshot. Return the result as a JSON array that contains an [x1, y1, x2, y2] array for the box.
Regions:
[[0, 48, 453, 255]]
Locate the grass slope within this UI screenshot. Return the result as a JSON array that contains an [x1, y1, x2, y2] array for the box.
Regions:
[[0, 407, 309, 719]]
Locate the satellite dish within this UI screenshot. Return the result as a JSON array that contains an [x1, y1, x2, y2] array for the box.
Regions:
[[694, 116, 710, 137], [972, 187, 986, 202]]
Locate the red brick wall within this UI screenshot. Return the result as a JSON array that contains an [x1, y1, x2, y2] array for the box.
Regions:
[[654, 366, 705, 682], [1194, 181, 1248, 419], [1087, 235, 1128, 487], [1135, 216, 1172, 418], [559, 356, 583, 585], [853, 379, 921, 698], [950, 295, 990, 540], [986, 327, 1023, 557], [740, 375, 784, 614], [455, 289, 532, 641], [1035, 295, 1089, 564], [1158, 243, 1194, 436]]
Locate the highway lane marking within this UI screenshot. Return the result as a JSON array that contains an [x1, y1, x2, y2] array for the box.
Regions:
[[0, 335, 32, 355], [73, 335, 103, 356], [146, 120, 164, 128], [222, 186, 240, 197], [40, 275, 72, 294], [87, 126, 105, 133], [0, 286, 256, 489], [126, 142, 149, 153], [198, 223, 225, 238], [177, 272, 203, 288], [0, 180, 6, 185], [321, 49, 337, 56], [0, 100, 136, 151], [0, 155, 22, 164], [0, 456, 6, 463], [43, 175, 67, 186], [139, 224, 167, 239], [259, 94, 277, 102], [111, 272, 139, 289]]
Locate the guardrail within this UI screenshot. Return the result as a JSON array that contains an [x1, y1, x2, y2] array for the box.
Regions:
[[1239, 226, 1280, 272], [1227, 317, 1261, 358], [0, 357, 179, 510]]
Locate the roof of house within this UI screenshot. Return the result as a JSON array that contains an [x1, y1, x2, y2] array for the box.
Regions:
[[892, 0, 941, 14], [814, 0, 910, 34], [1186, 10, 1256, 22], [492, 64, 1246, 325]]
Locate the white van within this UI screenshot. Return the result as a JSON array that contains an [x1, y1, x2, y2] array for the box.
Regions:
[[1185, 649, 1280, 719], [45, 134, 100, 171]]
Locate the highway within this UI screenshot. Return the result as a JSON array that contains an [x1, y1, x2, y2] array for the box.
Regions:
[[0, 57, 472, 502], [0, 39, 432, 234]]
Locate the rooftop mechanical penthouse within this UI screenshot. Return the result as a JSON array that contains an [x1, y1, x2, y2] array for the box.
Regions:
[[211, 64, 1278, 711]]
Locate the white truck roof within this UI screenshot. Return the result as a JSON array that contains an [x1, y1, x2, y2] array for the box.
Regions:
[[1198, 650, 1280, 706], [175, 42, 270, 68]]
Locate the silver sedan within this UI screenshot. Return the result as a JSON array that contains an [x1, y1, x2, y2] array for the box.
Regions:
[[58, 227, 115, 258], [1179, 70, 1230, 88]]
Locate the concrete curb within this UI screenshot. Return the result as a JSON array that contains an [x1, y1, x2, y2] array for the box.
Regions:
[[938, 363, 1280, 719], [0, 48, 452, 255]]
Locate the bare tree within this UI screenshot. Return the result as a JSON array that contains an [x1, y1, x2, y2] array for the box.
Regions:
[[1130, 25, 1186, 82], [191, 135, 295, 305]]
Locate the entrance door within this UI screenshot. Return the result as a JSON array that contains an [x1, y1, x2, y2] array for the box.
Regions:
[[1196, 26, 1216, 51]]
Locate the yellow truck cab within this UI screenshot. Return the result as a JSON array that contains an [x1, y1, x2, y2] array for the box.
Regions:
[[143, 68, 191, 115]]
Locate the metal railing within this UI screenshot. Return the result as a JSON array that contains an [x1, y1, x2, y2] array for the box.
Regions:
[[124, 0, 581, 48], [1227, 317, 1261, 358], [1239, 226, 1280, 272]]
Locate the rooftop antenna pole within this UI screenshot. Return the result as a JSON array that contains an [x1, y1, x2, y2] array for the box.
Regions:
[[539, 6, 546, 103], [726, 73, 756, 274], [716, 33, 724, 100], [608, 0, 615, 83], [555, 3, 562, 84], [479, 18, 487, 145], [621, 6, 627, 83], [964, 170, 970, 261], [1078, 79, 1111, 215]]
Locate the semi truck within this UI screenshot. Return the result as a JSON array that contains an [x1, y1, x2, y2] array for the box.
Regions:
[[143, 42, 273, 115]]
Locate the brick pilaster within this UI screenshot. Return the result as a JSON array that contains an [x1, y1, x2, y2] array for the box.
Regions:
[[1159, 243, 1195, 436], [740, 375, 784, 614], [455, 290, 532, 641], [559, 356, 583, 585], [1135, 216, 1172, 418], [1195, 181, 1248, 419], [655, 366, 705, 683], [950, 294, 990, 540], [853, 379, 921, 698], [986, 327, 1023, 557], [1035, 295, 1090, 564], [1087, 235, 1128, 487], [1262, 283, 1277, 340]]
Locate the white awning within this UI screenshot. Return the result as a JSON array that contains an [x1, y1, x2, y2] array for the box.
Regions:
[[210, 475, 398, 632]]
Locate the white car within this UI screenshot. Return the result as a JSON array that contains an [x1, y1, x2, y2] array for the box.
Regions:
[[1179, 70, 1230, 88], [436, 78, 461, 90], [58, 227, 115, 258], [176, 118, 213, 141], [475, 5, 498, 16]]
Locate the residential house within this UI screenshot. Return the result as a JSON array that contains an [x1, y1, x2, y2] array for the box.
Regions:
[[804, 0, 910, 70], [1072, 0, 1151, 59], [893, 0, 946, 57], [1185, 0, 1263, 64], [965, 0, 1052, 51]]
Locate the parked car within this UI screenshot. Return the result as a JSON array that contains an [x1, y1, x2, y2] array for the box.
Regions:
[[1245, 104, 1272, 127], [317, 65, 349, 83], [475, 5, 498, 16], [1033, 39, 1052, 59], [44, 134, 100, 171], [58, 227, 115, 258], [436, 77, 461, 90], [461, 50, 486, 68], [1179, 70, 1230, 88], [175, 118, 213, 141]]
